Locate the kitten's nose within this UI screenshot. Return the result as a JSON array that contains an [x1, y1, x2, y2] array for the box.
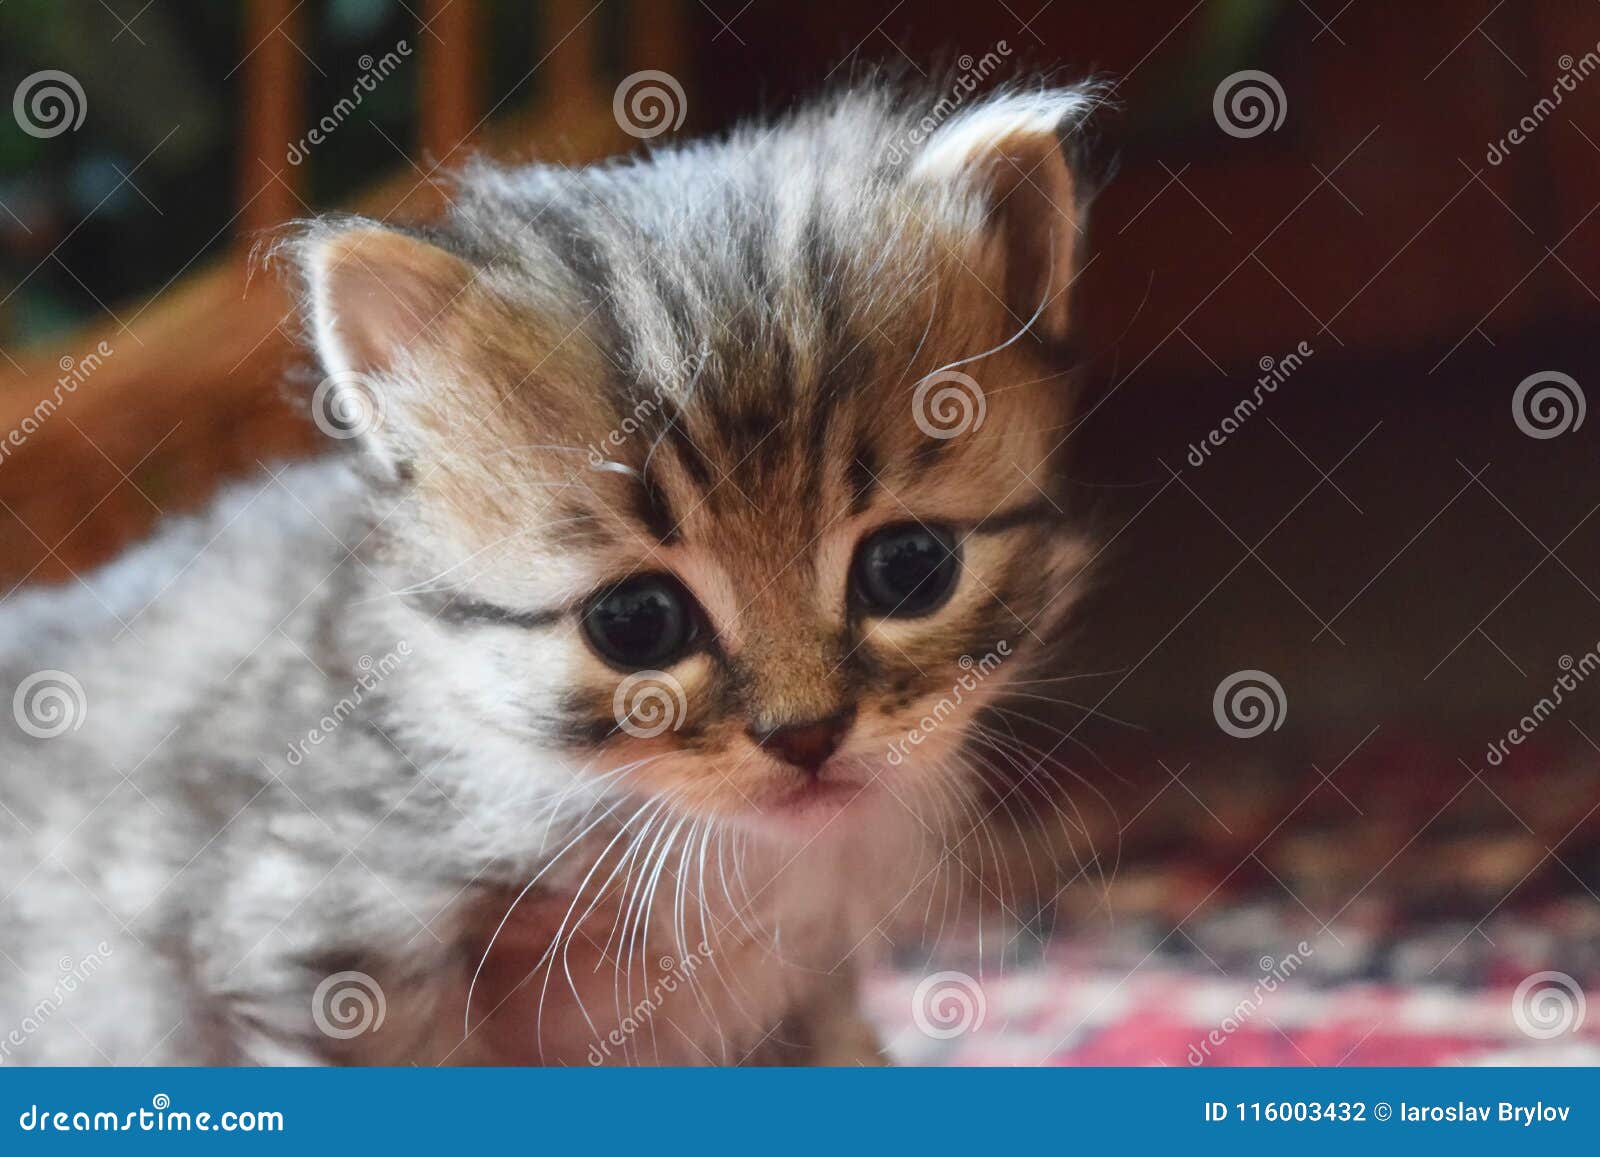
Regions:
[[750, 707, 855, 774]]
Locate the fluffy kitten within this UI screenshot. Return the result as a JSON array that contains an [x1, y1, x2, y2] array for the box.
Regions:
[[0, 83, 1100, 1065]]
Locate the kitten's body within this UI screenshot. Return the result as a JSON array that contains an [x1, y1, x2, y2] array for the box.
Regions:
[[0, 84, 1100, 1065]]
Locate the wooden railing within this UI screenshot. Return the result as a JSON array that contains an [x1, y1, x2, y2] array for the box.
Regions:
[[0, 1, 685, 589]]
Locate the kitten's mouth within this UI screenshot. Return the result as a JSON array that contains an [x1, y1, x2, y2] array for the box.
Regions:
[[773, 777, 863, 814], [751, 763, 876, 831]]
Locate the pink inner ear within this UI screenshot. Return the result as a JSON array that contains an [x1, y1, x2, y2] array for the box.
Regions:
[[311, 228, 476, 377], [909, 97, 1086, 344], [986, 135, 1078, 343]]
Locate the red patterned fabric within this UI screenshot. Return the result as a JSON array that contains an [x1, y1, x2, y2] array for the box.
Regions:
[[869, 952, 1600, 1066], [866, 737, 1600, 1065]]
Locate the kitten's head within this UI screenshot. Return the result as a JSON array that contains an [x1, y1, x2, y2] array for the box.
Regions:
[[291, 84, 1104, 841]]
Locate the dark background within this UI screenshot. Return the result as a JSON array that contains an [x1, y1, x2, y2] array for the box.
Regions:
[[3, 0, 1599, 760]]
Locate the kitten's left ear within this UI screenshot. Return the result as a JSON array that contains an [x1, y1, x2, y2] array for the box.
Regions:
[[910, 88, 1108, 343]]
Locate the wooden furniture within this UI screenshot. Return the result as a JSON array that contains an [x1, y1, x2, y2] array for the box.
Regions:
[[0, 0, 682, 588]]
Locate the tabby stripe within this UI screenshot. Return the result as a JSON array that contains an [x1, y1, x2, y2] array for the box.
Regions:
[[967, 499, 1064, 535], [414, 593, 562, 630]]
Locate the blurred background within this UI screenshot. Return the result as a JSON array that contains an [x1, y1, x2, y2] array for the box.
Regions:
[[2, 0, 1598, 1064]]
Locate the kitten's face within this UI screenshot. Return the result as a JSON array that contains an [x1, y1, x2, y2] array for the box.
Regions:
[[301, 88, 1098, 839]]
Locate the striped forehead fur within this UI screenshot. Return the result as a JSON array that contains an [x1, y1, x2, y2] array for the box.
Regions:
[[382, 84, 1102, 547]]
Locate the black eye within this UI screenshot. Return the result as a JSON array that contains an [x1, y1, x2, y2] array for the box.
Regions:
[[582, 574, 698, 669], [851, 523, 961, 617]]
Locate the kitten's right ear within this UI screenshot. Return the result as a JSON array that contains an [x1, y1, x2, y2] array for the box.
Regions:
[[289, 222, 478, 472], [299, 222, 475, 380]]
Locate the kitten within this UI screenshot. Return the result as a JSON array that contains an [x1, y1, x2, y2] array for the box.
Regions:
[[0, 82, 1101, 1065]]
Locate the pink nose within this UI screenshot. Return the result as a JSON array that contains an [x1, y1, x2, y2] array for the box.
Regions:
[[750, 708, 855, 774]]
